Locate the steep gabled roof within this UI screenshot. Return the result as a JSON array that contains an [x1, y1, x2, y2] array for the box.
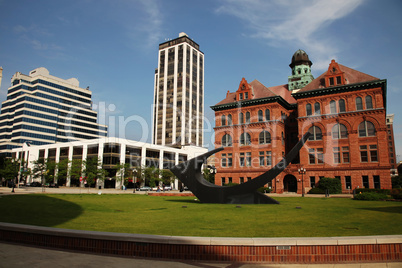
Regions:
[[212, 79, 296, 109], [269, 84, 296, 104], [297, 62, 379, 93]]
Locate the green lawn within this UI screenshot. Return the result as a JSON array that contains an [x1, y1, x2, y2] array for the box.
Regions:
[[1, 194, 401, 237]]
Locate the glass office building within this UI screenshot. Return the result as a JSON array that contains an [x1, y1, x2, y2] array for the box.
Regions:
[[0, 67, 107, 155]]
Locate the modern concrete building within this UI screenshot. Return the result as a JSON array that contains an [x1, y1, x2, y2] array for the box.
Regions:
[[152, 32, 204, 147], [0, 67, 108, 156], [12, 137, 207, 189]]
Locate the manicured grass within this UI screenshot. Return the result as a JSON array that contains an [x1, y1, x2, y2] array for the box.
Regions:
[[0, 194, 401, 237]]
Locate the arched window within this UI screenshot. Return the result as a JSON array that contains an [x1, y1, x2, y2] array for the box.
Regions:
[[239, 113, 244, 124], [221, 115, 226, 126], [306, 104, 312, 116], [330, 100, 336, 114], [265, 109, 270, 121], [365, 95, 373, 109], [245, 111, 251, 124], [314, 102, 321, 115], [240, 132, 251, 146], [308, 126, 322, 140], [339, 99, 346, 113], [332, 124, 348, 139], [221, 134, 232, 147], [356, 97, 363, 110], [258, 110, 263, 122], [259, 131, 271, 144], [358, 121, 376, 137], [227, 114, 232, 125]]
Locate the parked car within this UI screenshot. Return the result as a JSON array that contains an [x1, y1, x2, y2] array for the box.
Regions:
[[139, 186, 152, 191], [26, 182, 41, 187], [49, 183, 58, 188], [163, 186, 172, 191]]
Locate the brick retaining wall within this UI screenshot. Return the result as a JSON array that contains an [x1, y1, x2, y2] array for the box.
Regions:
[[0, 222, 400, 263]]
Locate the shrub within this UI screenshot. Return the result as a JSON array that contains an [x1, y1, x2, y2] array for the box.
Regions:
[[258, 187, 271, 193], [317, 177, 342, 194], [223, 182, 239, 187], [390, 189, 402, 199], [353, 192, 389, 201], [392, 176, 402, 189], [356, 188, 390, 195], [308, 187, 325, 194]]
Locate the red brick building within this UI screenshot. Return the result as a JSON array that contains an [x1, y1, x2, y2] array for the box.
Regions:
[[211, 50, 392, 193]]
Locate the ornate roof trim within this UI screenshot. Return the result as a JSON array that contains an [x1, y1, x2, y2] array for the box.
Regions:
[[292, 79, 386, 99], [210, 95, 295, 111]]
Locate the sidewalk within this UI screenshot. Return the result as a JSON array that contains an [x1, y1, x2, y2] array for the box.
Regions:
[[0, 186, 146, 195], [0, 186, 354, 198]]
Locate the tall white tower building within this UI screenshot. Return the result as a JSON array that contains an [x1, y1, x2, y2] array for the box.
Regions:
[[152, 32, 204, 147]]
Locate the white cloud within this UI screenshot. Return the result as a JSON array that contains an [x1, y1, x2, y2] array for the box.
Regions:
[[13, 24, 62, 52], [216, 0, 365, 70], [122, 0, 164, 49]]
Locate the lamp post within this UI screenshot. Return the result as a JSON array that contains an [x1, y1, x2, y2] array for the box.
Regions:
[[298, 167, 306, 197]]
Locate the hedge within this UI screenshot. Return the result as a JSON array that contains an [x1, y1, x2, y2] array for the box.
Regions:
[[353, 192, 389, 201]]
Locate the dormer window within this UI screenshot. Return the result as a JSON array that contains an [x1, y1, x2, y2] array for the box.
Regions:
[[236, 78, 252, 102], [325, 60, 345, 87]]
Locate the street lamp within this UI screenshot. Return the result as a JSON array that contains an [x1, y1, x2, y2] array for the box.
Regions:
[[298, 167, 306, 197]]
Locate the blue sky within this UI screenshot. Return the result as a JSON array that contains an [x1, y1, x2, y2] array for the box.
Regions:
[[0, 0, 401, 160]]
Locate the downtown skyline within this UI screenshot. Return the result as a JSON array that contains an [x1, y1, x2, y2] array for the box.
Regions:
[[0, 0, 401, 160]]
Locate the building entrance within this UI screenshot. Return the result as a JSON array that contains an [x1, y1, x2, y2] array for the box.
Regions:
[[283, 175, 297, 193]]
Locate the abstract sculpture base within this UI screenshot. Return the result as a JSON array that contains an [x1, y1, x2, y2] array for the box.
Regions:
[[225, 191, 280, 204], [170, 132, 310, 204]]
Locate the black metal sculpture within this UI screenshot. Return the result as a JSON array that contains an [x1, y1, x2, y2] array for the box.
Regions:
[[170, 132, 311, 204]]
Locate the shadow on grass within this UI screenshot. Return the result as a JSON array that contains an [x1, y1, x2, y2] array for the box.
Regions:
[[0, 194, 83, 227], [164, 199, 200, 204], [359, 206, 402, 214]]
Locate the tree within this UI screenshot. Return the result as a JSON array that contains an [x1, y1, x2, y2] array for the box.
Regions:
[[132, 165, 145, 187], [160, 169, 175, 186], [202, 167, 215, 184], [114, 162, 131, 188], [0, 158, 19, 186], [143, 166, 160, 187], [317, 177, 342, 194], [56, 158, 70, 186], [44, 160, 56, 184], [31, 158, 56, 190], [69, 159, 83, 185], [82, 156, 108, 188]]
